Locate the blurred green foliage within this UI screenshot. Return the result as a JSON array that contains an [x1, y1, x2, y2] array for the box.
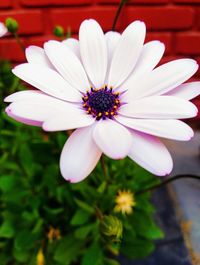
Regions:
[[0, 61, 164, 265]]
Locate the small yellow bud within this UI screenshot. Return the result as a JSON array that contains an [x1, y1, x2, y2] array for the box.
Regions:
[[114, 190, 136, 215], [37, 248, 45, 265]]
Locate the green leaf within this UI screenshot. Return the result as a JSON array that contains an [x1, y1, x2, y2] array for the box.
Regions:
[[104, 258, 121, 265], [82, 241, 103, 265], [14, 230, 38, 250], [71, 209, 91, 226], [13, 247, 30, 262], [74, 223, 96, 239], [0, 221, 15, 238], [131, 211, 164, 240], [74, 198, 94, 214], [121, 237, 155, 259], [19, 143, 34, 176], [54, 235, 83, 265], [0, 175, 19, 192]]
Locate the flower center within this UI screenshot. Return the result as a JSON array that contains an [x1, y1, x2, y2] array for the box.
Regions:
[[82, 86, 120, 120]]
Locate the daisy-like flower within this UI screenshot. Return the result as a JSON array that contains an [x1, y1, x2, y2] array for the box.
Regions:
[[114, 190, 136, 215], [5, 19, 200, 183], [0, 22, 7, 37]]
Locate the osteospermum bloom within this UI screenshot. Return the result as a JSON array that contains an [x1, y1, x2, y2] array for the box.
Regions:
[[114, 190, 136, 215], [0, 22, 7, 37], [5, 19, 200, 182]]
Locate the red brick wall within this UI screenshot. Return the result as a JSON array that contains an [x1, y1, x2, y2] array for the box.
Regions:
[[0, 0, 200, 113]]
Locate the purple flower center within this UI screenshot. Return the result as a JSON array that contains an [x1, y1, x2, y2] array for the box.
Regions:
[[82, 86, 121, 120]]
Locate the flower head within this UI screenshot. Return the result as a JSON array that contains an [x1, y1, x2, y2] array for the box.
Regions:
[[5, 19, 200, 182], [114, 190, 136, 215], [0, 22, 8, 37]]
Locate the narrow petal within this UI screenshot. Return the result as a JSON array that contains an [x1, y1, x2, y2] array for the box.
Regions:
[[62, 38, 80, 58], [60, 126, 102, 183], [43, 109, 95, 131], [116, 115, 194, 141], [108, 21, 146, 88], [25, 46, 54, 69], [4, 90, 45, 102], [105, 31, 121, 67], [120, 41, 165, 96], [44, 41, 90, 92], [166, 82, 200, 100], [93, 119, 132, 159], [129, 131, 173, 176], [6, 93, 78, 123], [119, 96, 198, 119], [6, 112, 42, 127], [12, 63, 81, 102], [131, 59, 198, 99], [0, 22, 7, 37], [79, 19, 107, 88]]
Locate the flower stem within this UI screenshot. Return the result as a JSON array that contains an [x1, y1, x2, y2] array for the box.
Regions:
[[135, 174, 200, 195], [112, 0, 129, 31], [13, 32, 25, 52], [100, 155, 108, 179]]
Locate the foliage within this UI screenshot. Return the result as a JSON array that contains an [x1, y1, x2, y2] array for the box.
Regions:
[[0, 61, 164, 265]]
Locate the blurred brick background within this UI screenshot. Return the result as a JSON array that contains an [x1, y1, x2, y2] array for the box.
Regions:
[[0, 0, 200, 115]]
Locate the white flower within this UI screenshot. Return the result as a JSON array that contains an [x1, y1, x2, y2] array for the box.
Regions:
[[5, 19, 200, 182], [0, 22, 7, 37]]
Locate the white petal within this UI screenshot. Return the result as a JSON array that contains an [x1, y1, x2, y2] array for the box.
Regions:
[[6, 93, 78, 123], [12, 63, 81, 102], [166, 82, 200, 100], [4, 90, 45, 102], [119, 96, 198, 119], [6, 112, 42, 127], [60, 126, 102, 183], [108, 21, 146, 88], [43, 109, 95, 131], [25, 46, 54, 69], [0, 22, 7, 37], [79, 19, 107, 88], [129, 131, 173, 176], [131, 59, 198, 99], [105, 31, 121, 69], [116, 115, 194, 141], [62, 38, 80, 58], [121, 41, 165, 97], [93, 119, 132, 159], [44, 41, 90, 92]]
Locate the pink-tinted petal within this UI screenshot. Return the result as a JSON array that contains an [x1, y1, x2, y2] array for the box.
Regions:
[[60, 126, 102, 183], [0, 22, 7, 37], [6, 93, 78, 123], [12, 63, 81, 102], [93, 119, 132, 159], [44, 41, 90, 92], [62, 38, 80, 58], [129, 131, 173, 176], [108, 21, 146, 88], [6, 111, 42, 127], [116, 115, 194, 141], [119, 96, 198, 119], [79, 19, 107, 88], [43, 109, 95, 131], [25, 46, 54, 69], [166, 82, 200, 100]]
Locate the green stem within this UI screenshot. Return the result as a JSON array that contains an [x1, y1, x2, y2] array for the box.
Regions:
[[135, 174, 200, 196], [100, 155, 108, 179], [14, 32, 25, 52], [112, 0, 129, 31]]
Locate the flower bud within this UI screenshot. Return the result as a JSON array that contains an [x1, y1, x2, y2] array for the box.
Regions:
[[100, 215, 123, 243], [53, 25, 64, 37], [5, 17, 19, 34], [36, 248, 45, 265]]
